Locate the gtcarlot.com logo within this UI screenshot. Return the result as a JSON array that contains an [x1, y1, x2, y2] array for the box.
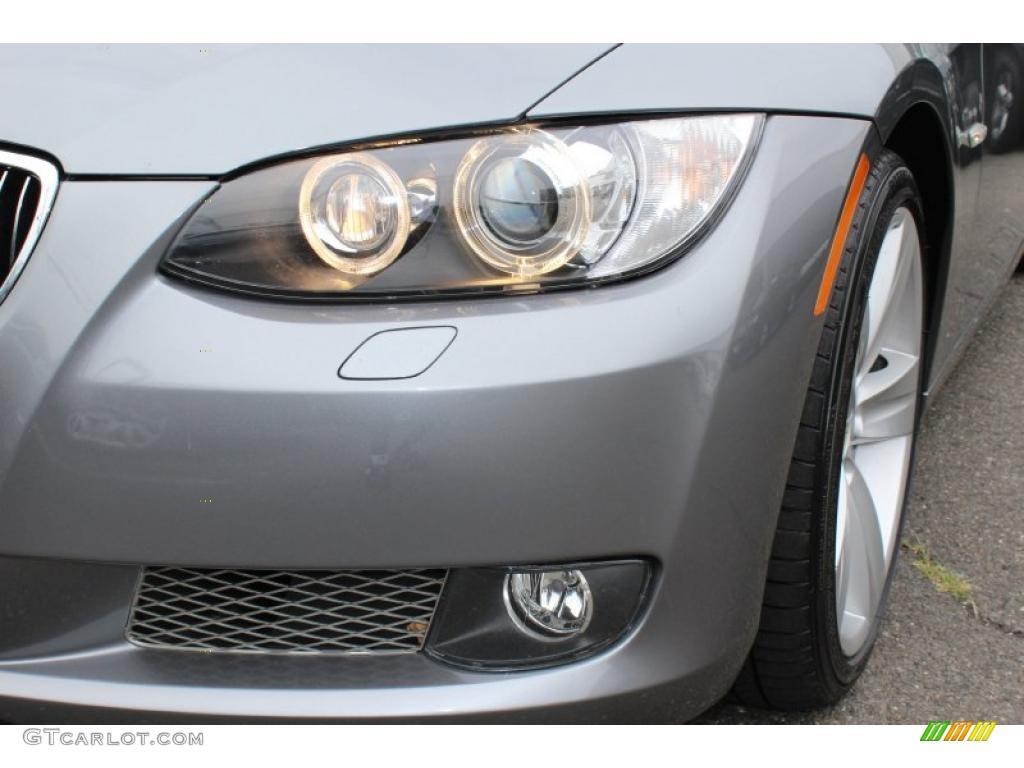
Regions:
[[23, 729, 203, 747], [920, 721, 997, 742]]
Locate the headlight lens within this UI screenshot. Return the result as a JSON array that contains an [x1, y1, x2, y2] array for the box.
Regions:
[[162, 114, 762, 300], [453, 130, 594, 277], [299, 153, 412, 278]]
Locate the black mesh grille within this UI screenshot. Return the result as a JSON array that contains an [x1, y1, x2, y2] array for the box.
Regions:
[[127, 567, 448, 654], [0, 163, 42, 286]]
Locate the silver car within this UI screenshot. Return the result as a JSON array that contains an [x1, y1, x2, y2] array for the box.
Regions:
[[0, 43, 1021, 722]]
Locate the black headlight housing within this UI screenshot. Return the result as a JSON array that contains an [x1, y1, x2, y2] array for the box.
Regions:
[[160, 115, 762, 302]]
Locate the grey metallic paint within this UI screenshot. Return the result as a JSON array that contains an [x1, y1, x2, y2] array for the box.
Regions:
[[0, 44, 614, 175], [0, 44, 1022, 722], [0, 117, 866, 569]]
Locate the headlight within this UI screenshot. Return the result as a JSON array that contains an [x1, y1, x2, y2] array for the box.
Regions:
[[453, 131, 595, 277], [161, 115, 763, 300], [298, 153, 412, 279]]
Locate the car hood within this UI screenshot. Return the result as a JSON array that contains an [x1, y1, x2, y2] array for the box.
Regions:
[[527, 44, 910, 122], [0, 44, 613, 175]]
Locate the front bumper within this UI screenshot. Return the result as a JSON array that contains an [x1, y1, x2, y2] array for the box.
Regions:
[[0, 115, 869, 722]]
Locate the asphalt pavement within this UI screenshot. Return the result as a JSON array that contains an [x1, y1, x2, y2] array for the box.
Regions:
[[698, 270, 1024, 724]]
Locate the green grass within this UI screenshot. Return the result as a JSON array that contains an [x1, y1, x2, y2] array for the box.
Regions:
[[902, 541, 975, 604]]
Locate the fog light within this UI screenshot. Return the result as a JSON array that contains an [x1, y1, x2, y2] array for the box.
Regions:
[[505, 570, 593, 638], [425, 560, 650, 671]]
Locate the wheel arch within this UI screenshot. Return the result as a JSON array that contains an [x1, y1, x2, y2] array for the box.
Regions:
[[874, 64, 957, 393]]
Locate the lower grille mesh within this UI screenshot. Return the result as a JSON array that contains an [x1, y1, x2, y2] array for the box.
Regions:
[[126, 567, 447, 654]]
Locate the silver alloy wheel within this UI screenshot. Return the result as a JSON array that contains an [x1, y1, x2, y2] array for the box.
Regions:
[[835, 206, 923, 656]]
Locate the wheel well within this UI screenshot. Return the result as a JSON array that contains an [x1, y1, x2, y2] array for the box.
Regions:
[[883, 103, 953, 387]]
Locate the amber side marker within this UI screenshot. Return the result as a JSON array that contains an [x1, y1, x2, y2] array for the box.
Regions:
[[814, 153, 871, 316]]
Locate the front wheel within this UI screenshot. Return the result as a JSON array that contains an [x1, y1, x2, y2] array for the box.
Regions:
[[732, 150, 926, 709]]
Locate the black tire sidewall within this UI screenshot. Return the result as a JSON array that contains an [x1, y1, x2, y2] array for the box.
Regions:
[[814, 158, 926, 693]]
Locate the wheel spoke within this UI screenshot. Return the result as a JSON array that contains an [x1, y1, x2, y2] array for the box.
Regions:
[[861, 213, 910, 373], [835, 532, 862, 644], [835, 556, 850, 620], [835, 204, 922, 657], [843, 458, 886, 624], [834, 460, 850, 569], [835, 459, 852, 616], [851, 349, 919, 445]]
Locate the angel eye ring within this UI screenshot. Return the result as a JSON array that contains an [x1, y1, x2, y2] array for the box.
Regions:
[[298, 152, 412, 276], [453, 130, 592, 278]]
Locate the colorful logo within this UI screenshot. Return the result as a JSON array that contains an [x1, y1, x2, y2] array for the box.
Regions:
[[920, 721, 997, 741]]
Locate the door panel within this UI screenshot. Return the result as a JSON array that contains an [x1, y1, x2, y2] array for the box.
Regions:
[[928, 43, 986, 389], [978, 44, 1024, 277]]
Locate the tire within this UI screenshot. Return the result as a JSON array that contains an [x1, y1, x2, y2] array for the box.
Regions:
[[731, 150, 926, 710], [988, 48, 1022, 155]]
